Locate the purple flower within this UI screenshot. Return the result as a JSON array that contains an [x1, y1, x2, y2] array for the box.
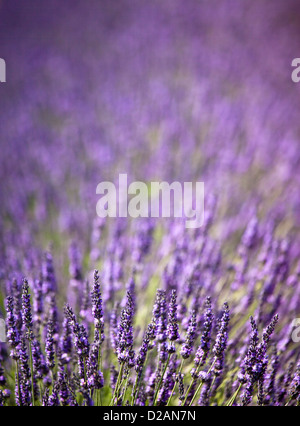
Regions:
[[33, 277, 44, 331], [181, 310, 197, 359], [12, 279, 22, 333], [6, 296, 20, 356], [65, 305, 89, 359], [213, 302, 230, 377], [59, 317, 73, 365], [64, 304, 90, 385], [155, 290, 167, 344], [21, 279, 33, 341], [109, 304, 119, 354], [45, 318, 55, 371], [195, 297, 214, 367], [32, 336, 48, 379], [91, 270, 104, 344], [87, 342, 104, 390], [117, 292, 135, 367], [48, 382, 60, 406], [57, 371, 70, 406], [135, 323, 155, 375], [42, 252, 57, 295], [288, 361, 300, 404], [240, 315, 279, 406], [18, 338, 31, 406], [69, 242, 83, 281], [167, 290, 180, 343]]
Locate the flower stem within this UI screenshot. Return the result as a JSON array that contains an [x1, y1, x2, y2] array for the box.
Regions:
[[226, 383, 242, 406], [110, 362, 124, 406], [188, 358, 216, 407], [153, 353, 171, 406], [29, 341, 35, 406], [166, 359, 184, 406]]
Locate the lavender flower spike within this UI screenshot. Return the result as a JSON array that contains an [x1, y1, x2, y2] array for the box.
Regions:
[[167, 290, 180, 342], [91, 270, 105, 344], [117, 292, 135, 367], [21, 279, 33, 341], [213, 302, 230, 377], [181, 310, 197, 359], [194, 297, 214, 368], [6, 296, 20, 358]]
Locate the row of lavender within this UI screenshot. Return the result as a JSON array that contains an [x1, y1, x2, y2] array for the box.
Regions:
[[0, 212, 300, 406], [1, 0, 300, 406]]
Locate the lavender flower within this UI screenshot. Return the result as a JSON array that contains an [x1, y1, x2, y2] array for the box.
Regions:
[[167, 290, 180, 343], [59, 317, 73, 365], [42, 252, 57, 295], [155, 290, 167, 344], [212, 303, 230, 377], [109, 304, 119, 354], [18, 338, 31, 406], [240, 315, 279, 406], [65, 305, 89, 359], [87, 343, 104, 390], [135, 323, 155, 376], [22, 279, 33, 341], [0, 2, 300, 407], [6, 296, 20, 357], [91, 270, 104, 344], [117, 292, 135, 367], [195, 297, 214, 367], [181, 310, 197, 359], [45, 318, 55, 371], [64, 305, 90, 386], [288, 361, 300, 404], [33, 277, 43, 333], [32, 336, 48, 380]]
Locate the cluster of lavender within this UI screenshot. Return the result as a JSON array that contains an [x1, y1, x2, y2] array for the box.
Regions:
[[1, 0, 300, 406], [1, 217, 300, 407]]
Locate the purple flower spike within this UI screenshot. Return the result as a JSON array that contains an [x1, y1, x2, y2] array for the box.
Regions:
[[213, 302, 230, 377], [117, 292, 135, 367], [181, 310, 197, 359], [6, 296, 20, 358], [195, 297, 214, 367], [155, 290, 167, 344], [167, 290, 180, 343], [91, 270, 105, 344], [45, 318, 55, 371], [21, 279, 33, 341], [42, 252, 57, 295]]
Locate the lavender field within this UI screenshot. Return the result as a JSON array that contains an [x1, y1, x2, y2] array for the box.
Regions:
[[1, 0, 300, 407]]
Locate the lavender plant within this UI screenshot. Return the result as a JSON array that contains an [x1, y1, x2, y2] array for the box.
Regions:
[[0, 0, 300, 407]]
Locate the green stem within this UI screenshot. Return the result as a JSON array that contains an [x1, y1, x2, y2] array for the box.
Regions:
[[121, 373, 130, 405], [29, 341, 35, 406], [131, 374, 141, 406], [166, 359, 184, 406], [188, 358, 216, 407], [96, 332, 103, 407], [132, 352, 149, 406], [110, 362, 124, 406], [226, 383, 242, 406], [182, 362, 202, 407], [189, 378, 204, 406], [16, 360, 21, 406], [153, 353, 171, 406], [285, 396, 293, 406]]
